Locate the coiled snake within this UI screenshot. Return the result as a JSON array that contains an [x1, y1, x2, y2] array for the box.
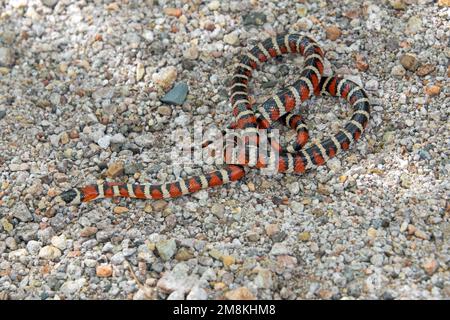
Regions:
[[59, 33, 370, 205]]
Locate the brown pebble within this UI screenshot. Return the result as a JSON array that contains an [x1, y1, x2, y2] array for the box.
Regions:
[[438, 0, 450, 6], [100, 115, 109, 125], [416, 64, 435, 77], [214, 282, 226, 290], [20, 31, 29, 40], [367, 227, 377, 238], [165, 214, 177, 230], [106, 3, 119, 11], [144, 203, 153, 213], [425, 85, 441, 97], [211, 51, 222, 58], [204, 21, 216, 31], [0, 67, 10, 75], [153, 200, 168, 211], [343, 9, 360, 19], [325, 26, 341, 41], [422, 258, 439, 275], [400, 53, 419, 71], [355, 53, 369, 71], [407, 224, 416, 235], [80, 226, 98, 237], [222, 255, 235, 267], [157, 106, 172, 116], [164, 8, 182, 18], [317, 184, 330, 195], [113, 206, 129, 214], [96, 265, 113, 277], [224, 287, 256, 300], [60, 132, 69, 145], [414, 229, 429, 240], [265, 224, 279, 237], [47, 188, 57, 198], [389, 0, 407, 10], [276, 255, 297, 268], [69, 129, 79, 139], [106, 161, 124, 178], [298, 232, 311, 241], [318, 289, 333, 299], [175, 247, 194, 261]]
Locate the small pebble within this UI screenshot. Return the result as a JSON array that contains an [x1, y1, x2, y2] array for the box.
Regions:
[[50, 235, 67, 250], [224, 33, 239, 46], [160, 82, 188, 105], [0, 47, 15, 67], [113, 206, 129, 214], [183, 45, 199, 60], [298, 232, 311, 242], [80, 227, 98, 237], [424, 85, 441, 97], [208, 1, 221, 11], [26, 240, 42, 255], [243, 12, 267, 26], [414, 229, 429, 240], [325, 26, 342, 41], [265, 224, 280, 238], [164, 8, 182, 18], [222, 255, 235, 268], [175, 248, 194, 261], [365, 79, 379, 91], [153, 200, 168, 211], [106, 161, 124, 178], [367, 227, 377, 238], [422, 258, 439, 275], [416, 64, 435, 76], [157, 106, 172, 116], [225, 287, 256, 300], [391, 65, 406, 77], [96, 265, 113, 277], [41, 0, 59, 8], [187, 287, 208, 300], [400, 54, 419, 71], [97, 135, 111, 149], [389, 0, 406, 10], [156, 239, 177, 261], [39, 246, 61, 260], [355, 54, 369, 71], [406, 16, 422, 34], [152, 66, 177, 90], [136, 62, 145, 81], [370, 254, 384, 267]]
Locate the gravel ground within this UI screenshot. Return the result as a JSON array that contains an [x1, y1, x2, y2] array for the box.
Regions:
[[0, 0, 449, 300]]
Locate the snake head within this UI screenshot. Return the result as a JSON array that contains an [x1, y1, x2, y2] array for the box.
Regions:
[[57, 189, 81, 205]]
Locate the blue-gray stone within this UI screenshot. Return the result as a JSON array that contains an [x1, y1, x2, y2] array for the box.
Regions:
[[243, 12, 267, 26], [0, 110, 6, 120], [418, 149, 431, 160], [161, 82, 188, 105], [41, 0, 59, 8]]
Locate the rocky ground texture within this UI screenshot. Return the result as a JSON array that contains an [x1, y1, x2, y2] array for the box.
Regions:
[[0, 0, 449, 300]]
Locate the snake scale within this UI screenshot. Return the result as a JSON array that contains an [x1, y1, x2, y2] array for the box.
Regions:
[[59, 33, 370, 205]]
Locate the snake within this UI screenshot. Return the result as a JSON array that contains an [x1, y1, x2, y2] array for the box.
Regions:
[[58, 33, 370, 205]]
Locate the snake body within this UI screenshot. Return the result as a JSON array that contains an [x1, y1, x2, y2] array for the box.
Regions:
[[59, 33, 370, 205]]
